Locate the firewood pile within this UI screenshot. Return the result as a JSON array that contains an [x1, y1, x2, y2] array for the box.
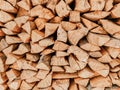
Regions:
[[0, 0, 120, 90]]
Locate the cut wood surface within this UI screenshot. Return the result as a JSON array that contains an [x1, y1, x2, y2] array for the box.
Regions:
[[0, 0, 120, 90]]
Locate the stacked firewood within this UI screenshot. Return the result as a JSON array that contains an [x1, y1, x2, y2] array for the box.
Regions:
[[0, 0, 120, 90]]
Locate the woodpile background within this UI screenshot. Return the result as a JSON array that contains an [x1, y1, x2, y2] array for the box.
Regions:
[[0, 0, 120, 90]]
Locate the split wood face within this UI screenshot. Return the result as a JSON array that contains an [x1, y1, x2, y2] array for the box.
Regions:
[[0, 0, 120, 90]]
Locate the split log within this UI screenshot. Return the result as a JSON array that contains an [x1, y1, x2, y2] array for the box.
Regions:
[[78, 67, 98, 78], [0, 39, 8, 51], [14, 16, 29, 27], [91, 87, 105, 90], [31, 0, 49, 6], [61, 21, 76, 31], [8, 79, 21, 90], [89, 51, 102, 58], [57, 25, 67, 43], [74, 78, 89, 87], [52, 66, 64, 72], [90, 0, 105, 11], [90, 76, 112, 87], [81, 17, 98, 30], [36, 62, 50, 71], [30, 5, 54, 20], [39, 37, 54, 47], [100, 19, 120, 35], [68, 27, 88, 45], [20, 70, 37, 80], [26, 53, 39, 62], [75, 0, 90, 13], [0, 73, 7, 84], [17, 0, 31, 10], [36, 70, 49, 79], [18, 32, 30, 43], [109, 59, 120, 68], [35, 18, 47, 31], [46, 0, 59, 13], [37, 72, 52, 88], [83, 11, 110, 21], [12, 43, 30, 55], [53, 73, 78, 79], [104, 0, 113, 11], [22, 21, 36, 34], [104, 38, 120, 48], [87, 32, 110, 46], [91, 26, 107, 34], [53, 41, 69, 51], [20, 81, 35, 90], [107, 47, 120, 58], [51, 56, 69, 66], [52, 79, 69, 90], [80, 40, 101, 51], [55, 0, 70, 17], [31, 30, 44, 42], [0, 0, 17, 13], [111, 3, 120, 18], [88, 58, 109, 77], [30, 42, 45, 53], [6, 69, 20, 81], [98, 49, 112, 63], [0, 10, 14, 23], [109, 73, 120, 86], [56, 51, 69, 57], [68, 46, 89, 64], [69, 11, 80, 22], [69, 82, 78, 90], [45, 23, 59, 37]]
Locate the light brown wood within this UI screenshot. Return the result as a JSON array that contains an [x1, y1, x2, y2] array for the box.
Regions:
[[87, 32, 110, 46], [51, 56, 69, 66], [90, 0, 105, 11], [0, 0, 17, 13], [55, 0, 70, 17], [35, 18, 47, 31], [57, 25, 67, 43], [88, 58, 109, 77], [69, 11, 80, 22], [100, 19, 120, 35], [18, 32, 30, 43], [0, 10, 14, 23], [111, 3, 120, 18], [83, 11, 110, 21], [74, 78, 89, 87], [31, 30, 44, 42], [52, 79, 69, 90], [12, 43, 30, 55], [37, 72, 52, 88], [90, 76, 112, 87], [8, 79, 21, 90], [91, 26, 107, 34], [6, 69, 20, 81], [0, 73, 7, 84], [68, 27, 88, 45], [104, 0, 113, 11], [17, 0, 31, 10], [61, 21, 76, 31], [30, 5, 54, 20], [53, 41, 69, 51], [75, 0, 90, 13], [81, 17, 98, 30], [22, 21, 36, 34], [109, 73, 120, 86], [0, 39, 8, 52]]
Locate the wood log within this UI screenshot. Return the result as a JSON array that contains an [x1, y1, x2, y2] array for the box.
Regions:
[[75, 0, 90, 13], [88, 58, 109, 77], [55, 0, 70, 17], [0, 0, 17, 13], [90, 76, 112, 87]]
